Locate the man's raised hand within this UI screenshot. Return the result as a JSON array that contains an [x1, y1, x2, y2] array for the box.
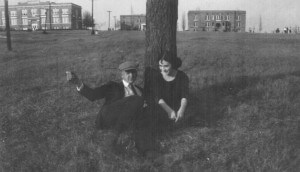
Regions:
[[66, 71, 82, 87]]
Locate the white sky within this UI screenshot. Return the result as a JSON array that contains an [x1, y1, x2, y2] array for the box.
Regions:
[[1, 0, 300, 32]]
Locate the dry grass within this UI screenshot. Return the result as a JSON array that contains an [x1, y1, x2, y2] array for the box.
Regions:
[[0, 30, 300, 171]]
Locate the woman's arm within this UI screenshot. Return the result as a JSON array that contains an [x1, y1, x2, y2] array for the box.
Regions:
[[176, 72, 189, 122], [175, 98, 188, 122], [158, 99, 176, 120]]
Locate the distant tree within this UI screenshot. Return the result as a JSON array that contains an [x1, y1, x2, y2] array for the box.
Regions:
[[82, 11, 94, 29], [116, 19, 120, 29], [182, 12, 186, 31], [293, 25, 299, 34]]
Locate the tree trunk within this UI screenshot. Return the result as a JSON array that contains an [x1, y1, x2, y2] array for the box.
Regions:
[[145, 0, 178, 68], [143, 0, 178, 107]]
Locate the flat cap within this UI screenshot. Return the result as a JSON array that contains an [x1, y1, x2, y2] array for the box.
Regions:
[[118, 61, 139, 71]]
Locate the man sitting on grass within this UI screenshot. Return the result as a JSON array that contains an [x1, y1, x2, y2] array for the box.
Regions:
[[66, 61, 144, 151]]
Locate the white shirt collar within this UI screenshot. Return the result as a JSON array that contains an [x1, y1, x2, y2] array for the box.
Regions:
[[122, 80, 130, 87]]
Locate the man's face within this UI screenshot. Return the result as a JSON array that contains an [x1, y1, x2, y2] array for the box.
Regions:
[[121, 69, 137, 84]]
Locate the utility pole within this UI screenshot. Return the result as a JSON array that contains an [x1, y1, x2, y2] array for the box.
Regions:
[[130, 4, 133, 29], [259, 15, 262, 32], [107, 10, 111, 30], [4, 0, 12, 51], [49, 2, 52, 30], [113, 16, 116, 30], [91, 0, 95, 34], [43, 11, 47, 33]]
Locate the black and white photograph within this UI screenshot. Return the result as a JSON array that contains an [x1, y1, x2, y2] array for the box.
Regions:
[[0, 0, 299, 171]]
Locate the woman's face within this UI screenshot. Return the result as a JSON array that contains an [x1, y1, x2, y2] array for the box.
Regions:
[[159, 60, 172, 75]]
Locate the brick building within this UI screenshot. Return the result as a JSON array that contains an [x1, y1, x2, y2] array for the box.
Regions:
[[0, 1, 82, 31], [188, 10, 246, 32], [120, 14, 146, 30]]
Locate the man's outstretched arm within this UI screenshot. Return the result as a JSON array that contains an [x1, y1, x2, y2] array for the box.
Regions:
[[66, 71, 106, 101]]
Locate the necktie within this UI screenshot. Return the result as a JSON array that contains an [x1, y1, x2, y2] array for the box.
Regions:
[[129, 84, 137, 95]]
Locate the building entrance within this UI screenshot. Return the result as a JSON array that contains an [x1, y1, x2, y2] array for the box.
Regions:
[[224, 21, 231, 32], [32, 23, 38, 31], [215, 23, 221, 31]]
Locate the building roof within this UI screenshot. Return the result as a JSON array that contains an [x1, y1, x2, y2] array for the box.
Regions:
[[188, 10, 246, 13], [120, 14, 145, 17], [0, 1, 81, 8]]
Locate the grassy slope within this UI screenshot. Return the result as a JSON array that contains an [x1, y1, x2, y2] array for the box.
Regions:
[[0, 30, 300, 171]]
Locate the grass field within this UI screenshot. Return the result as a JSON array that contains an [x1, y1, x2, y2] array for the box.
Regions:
[[0, 30, 300, 171]]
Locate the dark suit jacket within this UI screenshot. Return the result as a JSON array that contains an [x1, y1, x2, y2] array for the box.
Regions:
[[79, 81, 142, 105], [78, 81, 143, 130]]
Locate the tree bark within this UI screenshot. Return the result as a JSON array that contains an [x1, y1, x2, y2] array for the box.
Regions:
[[145, 0, 178, 68]]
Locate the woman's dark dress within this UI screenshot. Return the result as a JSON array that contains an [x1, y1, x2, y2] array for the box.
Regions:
[[135, 67, 189, 154], [155, 69, 189, 112]]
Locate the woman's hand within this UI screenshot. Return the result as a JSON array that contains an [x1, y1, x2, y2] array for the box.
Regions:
[[175, 98, 187, 122], [175, 109, 184, 122], [158, 99, 177, 120], [169, 110, 177, 120]]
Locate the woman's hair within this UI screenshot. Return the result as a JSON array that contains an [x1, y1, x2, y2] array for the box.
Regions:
[[158, 51, 182, 69]]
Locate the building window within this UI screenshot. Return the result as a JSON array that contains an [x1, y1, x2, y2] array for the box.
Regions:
[[53, 9, 59, 16], [22, 9, 27, 16], [62, 9, 69, 14], [205, 15, 210, 21], [22, 18, 28, 25], [237, 16, 240, 21], [75, 10, 79, 17], [194, 15, 198, 21], [211, 15, 214, 20], [2, 19, 6, 26], [10, 11, 17, 17], [53, 17, 60, 24], [41, 17, 46, 24], [206, 22, 210, 27], [226, 15, 230, 21], [194, 22, 197, 27], [216, 15, 221, 21], [11, 18, 17, 25], [31, 9, 37, 16], [237, 22, 240, 27], [41, 9, 46, 16], [62, 17, 69, 23]]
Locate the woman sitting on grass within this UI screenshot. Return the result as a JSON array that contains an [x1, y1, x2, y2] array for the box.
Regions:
[[146, 51, 189, 128], [136, 51, 189, 156]]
